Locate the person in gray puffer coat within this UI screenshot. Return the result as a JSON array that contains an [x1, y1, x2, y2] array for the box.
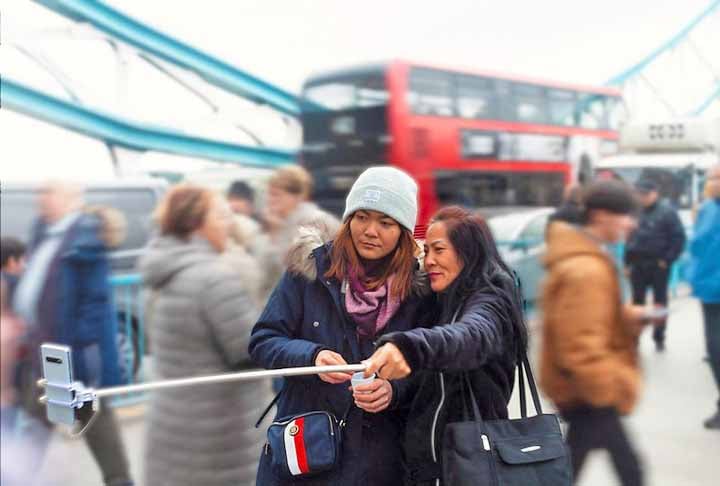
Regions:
[[140, 184, 272, 486]]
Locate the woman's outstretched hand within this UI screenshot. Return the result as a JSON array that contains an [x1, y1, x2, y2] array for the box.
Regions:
[[315, 350, 353, 384], [363, 343, 411, 380]]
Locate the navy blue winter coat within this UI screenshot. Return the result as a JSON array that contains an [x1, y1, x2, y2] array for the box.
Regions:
[[377, 270, 524, 485], [625, 198, 686, 264], [25, 210, 122, 388], [249, 234, 433, 486]]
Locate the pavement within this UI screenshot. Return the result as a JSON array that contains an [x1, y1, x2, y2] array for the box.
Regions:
[[28, 293, 720, 485]]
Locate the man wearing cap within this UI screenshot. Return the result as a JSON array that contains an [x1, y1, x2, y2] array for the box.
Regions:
[[625, 179, 686, 352]]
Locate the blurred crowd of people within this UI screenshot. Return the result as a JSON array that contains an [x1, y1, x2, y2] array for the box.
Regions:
[[0, 163, 718, 486]]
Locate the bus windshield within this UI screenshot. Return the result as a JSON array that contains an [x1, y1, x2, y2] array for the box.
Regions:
[[596, 165, 698, 210], [302, 73, 388, 111]]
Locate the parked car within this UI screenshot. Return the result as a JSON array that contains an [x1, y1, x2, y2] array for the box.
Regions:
[[485, 207, 555, 304], [0, 178, 167, 383]]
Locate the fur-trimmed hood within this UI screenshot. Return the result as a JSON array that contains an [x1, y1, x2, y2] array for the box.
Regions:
[[285, 223, 431, 297]]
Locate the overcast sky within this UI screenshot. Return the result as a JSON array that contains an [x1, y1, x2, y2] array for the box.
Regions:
[[5, 0, 717, 90], [109, 0, 717, 91]]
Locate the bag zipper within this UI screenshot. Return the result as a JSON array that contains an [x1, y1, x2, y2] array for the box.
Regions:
[[271, 411, 335, 436], [482, 434, 499, 486]]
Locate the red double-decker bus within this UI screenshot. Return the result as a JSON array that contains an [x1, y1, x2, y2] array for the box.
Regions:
[[300, 60, 625, 232]]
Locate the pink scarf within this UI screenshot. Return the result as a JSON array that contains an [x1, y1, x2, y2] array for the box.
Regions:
[[344, 271, 401, 338]]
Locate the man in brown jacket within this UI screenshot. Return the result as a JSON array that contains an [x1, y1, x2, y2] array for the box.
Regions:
[[541, 180, 657, 486]]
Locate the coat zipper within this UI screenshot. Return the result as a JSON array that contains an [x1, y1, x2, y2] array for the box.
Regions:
[[430, 373, 446, 485]]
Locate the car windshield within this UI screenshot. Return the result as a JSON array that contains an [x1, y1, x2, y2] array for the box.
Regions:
[[487, 214, 528, 243]]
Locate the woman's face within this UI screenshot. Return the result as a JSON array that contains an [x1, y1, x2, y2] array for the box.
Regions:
[[350, 210, 402, 260], [266, 185, 302, 219], [200, 195, 232, 252], [424, 222, 463, 293]]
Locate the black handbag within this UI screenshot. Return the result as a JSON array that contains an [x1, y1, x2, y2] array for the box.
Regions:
[[442, 352, 572, 486]]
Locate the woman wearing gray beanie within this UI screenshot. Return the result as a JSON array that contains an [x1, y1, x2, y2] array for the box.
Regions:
[[249, 166, 434, 486]]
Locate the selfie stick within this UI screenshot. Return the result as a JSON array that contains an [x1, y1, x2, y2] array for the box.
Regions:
[[38, 343, 366, 431]]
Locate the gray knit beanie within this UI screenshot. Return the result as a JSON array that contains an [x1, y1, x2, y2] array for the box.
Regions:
[[342, 167, 418, 232]]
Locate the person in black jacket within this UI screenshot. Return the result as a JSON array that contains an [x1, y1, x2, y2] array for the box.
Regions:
[[364, 206, 528, 486], [624, 179, 686, 351]]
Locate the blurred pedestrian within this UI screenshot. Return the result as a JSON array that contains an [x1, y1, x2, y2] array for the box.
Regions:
[[688, 165, 720, 430], [249, 167, 432, 485], [227, 180, 258, 219], [257, 165, 340, 293], [624, 178, 686, 352], [364, 206, 528, 486], [541, 180, 657, 486], [227, 180, 263, 250], [1, 279, 32, 486], [140, 184, 270, 486], [548, 184, 584, 226], [1, 279, 23, 431], [1, 236, 27, 304], [12, 181, 133, 486]]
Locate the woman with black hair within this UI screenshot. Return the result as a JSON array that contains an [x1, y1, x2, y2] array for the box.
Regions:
[[364, 206, 528, 486]]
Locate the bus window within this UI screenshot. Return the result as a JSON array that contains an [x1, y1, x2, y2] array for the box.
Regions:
[[578, 94, 608, 130], [408, 68, 455, 116], [547, 89, 577, 126], [606, 96, 627, 131], [456, 75, 498, 119], [510, 83, 548, 124]]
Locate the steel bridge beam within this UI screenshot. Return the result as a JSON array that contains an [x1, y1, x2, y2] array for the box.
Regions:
[[1, 77, 295, 167], [605, 0, 719, 86], [35, 0, 301, 116], [692, 81, 720, 115]]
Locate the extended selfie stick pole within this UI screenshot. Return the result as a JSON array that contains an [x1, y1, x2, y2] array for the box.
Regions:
[[38, 342, 366, 433], [95, 363, 367, 398]]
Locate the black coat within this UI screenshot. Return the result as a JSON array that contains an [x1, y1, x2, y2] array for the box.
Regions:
[[378, 274, 523, 486], [625, 199, 686, 264]]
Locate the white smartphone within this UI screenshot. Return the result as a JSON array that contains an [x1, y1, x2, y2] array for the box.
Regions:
[[41, 344, 77, 426]]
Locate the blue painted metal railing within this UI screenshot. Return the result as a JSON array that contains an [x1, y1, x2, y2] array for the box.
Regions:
[[109, 273, 145, 406]]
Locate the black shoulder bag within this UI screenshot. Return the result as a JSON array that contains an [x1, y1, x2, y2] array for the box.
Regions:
[[442, 351, 572, 485]]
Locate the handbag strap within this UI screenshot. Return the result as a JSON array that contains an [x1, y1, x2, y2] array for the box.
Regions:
[[255, 389, 283, 428], [255, 385, 355, 429], [517, 347, 543, 418], [511, 269, 543, 418]]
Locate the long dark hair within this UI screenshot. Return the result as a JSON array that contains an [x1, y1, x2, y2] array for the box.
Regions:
[[430, 206, 528, 353]]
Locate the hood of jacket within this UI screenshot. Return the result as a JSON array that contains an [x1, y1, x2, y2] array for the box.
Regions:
[[285, 223, 430, 297], [140, 235, 218, 289], [544, 221, 612, 269]]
